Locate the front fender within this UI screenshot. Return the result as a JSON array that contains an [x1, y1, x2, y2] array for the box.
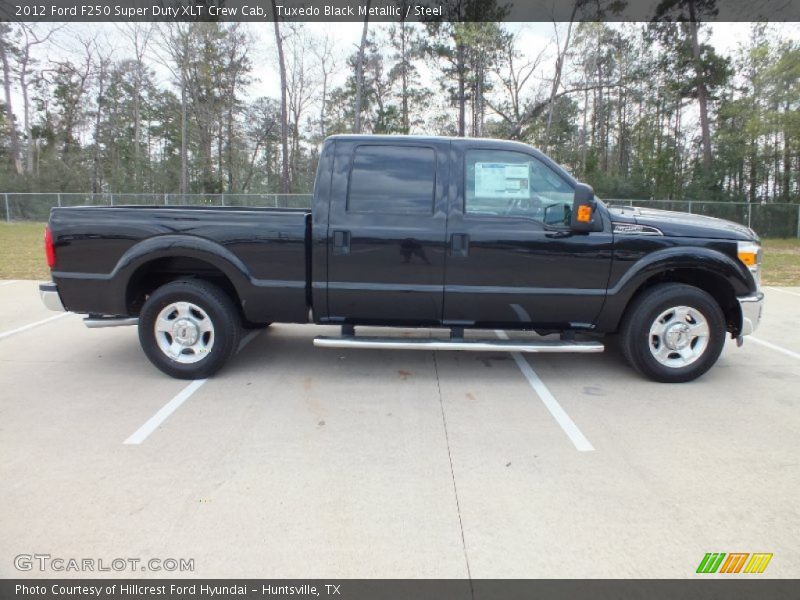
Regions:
[[597, 245, 755, 332]]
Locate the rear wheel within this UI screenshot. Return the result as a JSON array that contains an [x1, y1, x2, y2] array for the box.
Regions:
[[620, 283, 726, 383], [138, 279, 241, 379]]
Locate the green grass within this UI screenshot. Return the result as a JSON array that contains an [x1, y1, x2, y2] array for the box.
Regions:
[[0, 222, 51, 280], [761, 239, 800, 286], [0, 221, 798, 285]]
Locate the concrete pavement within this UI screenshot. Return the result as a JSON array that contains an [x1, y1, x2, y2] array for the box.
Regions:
[[1, 281, 798, 578]]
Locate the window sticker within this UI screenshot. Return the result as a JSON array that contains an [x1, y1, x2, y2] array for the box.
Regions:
[[474, 162, 530, 199]]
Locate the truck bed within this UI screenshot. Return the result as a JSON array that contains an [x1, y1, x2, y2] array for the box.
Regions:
[[49, 205, 312, 324]]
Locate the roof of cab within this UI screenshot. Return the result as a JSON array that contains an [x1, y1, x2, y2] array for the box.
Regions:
[[327, 133, 535, 149], [324, 134, 578, 186]]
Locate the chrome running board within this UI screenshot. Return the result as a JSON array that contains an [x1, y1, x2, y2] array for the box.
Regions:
[[313, 336, 604, 353], [84, 317, 139, 328]]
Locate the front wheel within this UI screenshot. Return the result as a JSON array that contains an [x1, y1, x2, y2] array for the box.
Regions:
[[619, 283, 726, 383], [138, 279, 241, 379]]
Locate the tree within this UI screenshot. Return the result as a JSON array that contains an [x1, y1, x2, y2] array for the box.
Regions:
[[118, 23, 154, 187], [353, 0, 371, 134], [311, 29, 338, 140], [425, 0, 509, 137], [271, 0, 290, 193], [386, 14, 427, 133], [655, 0, 720, 171], [90, 41, 113, 193], [13, 23, 62, 174], [0, 24, 22, 174], [487, 30, 546, 140], [157, 23, 192, 194]]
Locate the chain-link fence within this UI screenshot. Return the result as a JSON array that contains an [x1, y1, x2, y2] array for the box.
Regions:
[[604, 199, 800, 238], [2, 192, 799, 238], [1, 193, 313, 223]]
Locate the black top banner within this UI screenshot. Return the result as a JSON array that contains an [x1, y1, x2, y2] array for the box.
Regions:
[[2, 0, 799, 23]]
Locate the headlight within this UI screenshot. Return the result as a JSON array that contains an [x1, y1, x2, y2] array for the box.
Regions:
[[737, 240, 762, 281]]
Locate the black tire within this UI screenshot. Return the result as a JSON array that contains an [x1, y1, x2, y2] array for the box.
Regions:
[[619, 283, 726, 383], [138, 279, 241, 379]]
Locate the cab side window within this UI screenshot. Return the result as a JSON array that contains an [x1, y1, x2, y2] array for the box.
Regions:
[[464, 149, 573, 225]]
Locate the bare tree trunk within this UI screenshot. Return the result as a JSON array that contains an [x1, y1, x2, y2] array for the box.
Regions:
[[227, 106, 234, 191], [21, 69, 32, 174], [783, 102, 791, 201], [472, 61, 484, 137], [401, 19, 409, 133], [217, 119, 224, 191], [580, 87, 588, 173], [17, 25, 62, 174], [0, 33, 23, 175], [544, 18, 575, 153], [320, 71, 328, 139], [686, 3, 712, 171], [457, 40, 465, 137], [598, 67, 606, 172], [180, 72, 188, 194], [748, 140, 757, 203], [353, 1, 371, 134], [271, 0, 290, 193], [313, 31, 336, 141], [133, 66, 142, 185], [92, 57, 109, 193]]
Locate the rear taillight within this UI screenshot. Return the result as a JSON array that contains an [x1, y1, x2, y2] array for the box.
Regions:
[[44, 226, 56, 268]]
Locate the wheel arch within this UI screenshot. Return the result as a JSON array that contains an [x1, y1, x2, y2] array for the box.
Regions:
[[621, 269, 741, 336], [111, 235, 252, 317], [599, 247, 751, 336]]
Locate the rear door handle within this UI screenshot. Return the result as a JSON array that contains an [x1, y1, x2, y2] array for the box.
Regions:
[[451, 233, 469, 257], [332, 230, 350, 255]]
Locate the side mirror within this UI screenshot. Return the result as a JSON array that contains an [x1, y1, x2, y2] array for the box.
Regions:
[[570, 183, 602, 232]]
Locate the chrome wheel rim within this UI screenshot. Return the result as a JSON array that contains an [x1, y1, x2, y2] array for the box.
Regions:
[[154, 302, 214, 364], [648, 305, 710, 368]]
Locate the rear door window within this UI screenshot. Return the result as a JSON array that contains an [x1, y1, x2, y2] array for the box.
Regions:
[[347, 145, 436, 215]]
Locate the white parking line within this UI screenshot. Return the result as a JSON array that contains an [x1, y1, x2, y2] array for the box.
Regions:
[[0, 312, 71, 341], [766, 287, 800, 298], [124, 329, 263, 445], [495, 330, 595, 452], [748, 336, 800, 361], [0, 280, 18, 286], [124, 378, 208, 445]]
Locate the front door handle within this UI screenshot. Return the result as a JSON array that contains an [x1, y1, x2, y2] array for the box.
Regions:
[[333, 230, 351, 255], [451, 233, 469, 257]]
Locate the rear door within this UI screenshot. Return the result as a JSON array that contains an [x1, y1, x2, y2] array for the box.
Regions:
[[325, 138, 449, 324]]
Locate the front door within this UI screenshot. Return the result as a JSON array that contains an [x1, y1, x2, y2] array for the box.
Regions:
[[443, 146, 613, 328]]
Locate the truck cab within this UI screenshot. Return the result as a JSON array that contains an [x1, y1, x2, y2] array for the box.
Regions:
[[313, 135, 612, 329]]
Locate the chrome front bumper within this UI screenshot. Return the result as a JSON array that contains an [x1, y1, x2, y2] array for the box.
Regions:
[[39, 282, 65, 312], [738, 291, 764, 336]]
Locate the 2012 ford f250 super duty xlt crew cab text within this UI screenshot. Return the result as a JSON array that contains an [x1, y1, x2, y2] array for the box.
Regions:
[[39, 135, 764, 382]]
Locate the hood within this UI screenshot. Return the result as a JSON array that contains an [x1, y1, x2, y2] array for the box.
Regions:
[[608, 206, 758, 241]]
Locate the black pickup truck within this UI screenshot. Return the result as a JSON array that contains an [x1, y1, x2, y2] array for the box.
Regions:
[[40, 135, 763, 382]]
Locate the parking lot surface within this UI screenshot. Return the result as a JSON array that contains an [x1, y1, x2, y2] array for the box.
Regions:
[[1, 280, 798, 578]]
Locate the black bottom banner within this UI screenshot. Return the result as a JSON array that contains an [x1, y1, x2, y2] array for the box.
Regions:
[[2, 579, 799, 600]]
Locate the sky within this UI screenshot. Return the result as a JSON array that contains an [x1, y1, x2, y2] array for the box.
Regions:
[[9, 21, 799, 120]]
